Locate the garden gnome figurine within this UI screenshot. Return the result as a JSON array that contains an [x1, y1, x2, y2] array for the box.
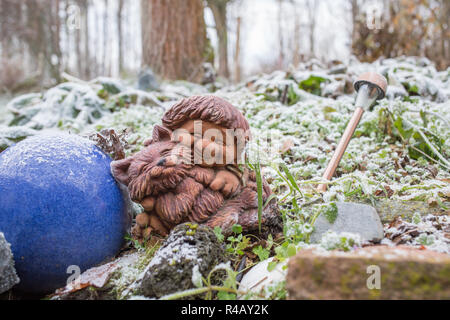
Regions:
[[111, 96, 281, 239]]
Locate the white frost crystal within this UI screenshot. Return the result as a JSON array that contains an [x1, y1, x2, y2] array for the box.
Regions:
[[319, 231, 362, 251], [191, 265, 203, 288]]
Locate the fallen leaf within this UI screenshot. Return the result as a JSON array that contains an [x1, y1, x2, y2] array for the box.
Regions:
[[279, 138, 294, 154], [425, 165, 438, 178], [427, 197, 438, 206], [374, 185, 394, 197], [304, 155, 317, 163], [55, 261, 118, 295]]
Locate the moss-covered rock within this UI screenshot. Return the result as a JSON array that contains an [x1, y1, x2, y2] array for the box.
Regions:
[[369, 199, 450, 223], [139, 223, 227, 298], [51, 250, 153, 300], [0, 232, 20, 294], [286, 246, 450, 300]]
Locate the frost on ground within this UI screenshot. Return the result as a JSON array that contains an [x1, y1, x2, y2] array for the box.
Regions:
[[383, 213, 449, 254], [215, 56, 449, 257], [0, 77, 207, 153], [0, 56, 448, 299], [0, 56, 448, 253], [319, 231, 362, 252]]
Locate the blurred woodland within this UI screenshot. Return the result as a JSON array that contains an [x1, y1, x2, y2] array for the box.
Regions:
[[0, 0, 448, 93]]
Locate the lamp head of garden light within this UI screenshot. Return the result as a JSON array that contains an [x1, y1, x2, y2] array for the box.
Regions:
[[353, 72, 387, 110]]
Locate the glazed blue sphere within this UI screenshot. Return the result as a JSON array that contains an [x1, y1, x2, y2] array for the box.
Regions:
[[0, 132, 130, 293]]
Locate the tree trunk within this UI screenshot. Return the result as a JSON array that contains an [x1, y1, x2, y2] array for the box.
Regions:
[[25, 0, 61, 85], [81, 0, 90, 79], [234, 15, 241, 83], [141, 0, 206, 82], [75, 3, 82, 77], [208, 0, 229, 78], [94, 3, 101, 75], [350, 0, 359, 48], [103, 0, 109, 76], [306, 0, 317, 58], [292, 0, 301, 67], [117, 0, 124, 74], [277, 0, 284, 69]]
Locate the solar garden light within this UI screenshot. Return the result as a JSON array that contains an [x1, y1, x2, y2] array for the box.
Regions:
[[317, 72, 387, 192]]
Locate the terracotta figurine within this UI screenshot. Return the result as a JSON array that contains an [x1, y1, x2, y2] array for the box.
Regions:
[[111, 95, 280, 239]]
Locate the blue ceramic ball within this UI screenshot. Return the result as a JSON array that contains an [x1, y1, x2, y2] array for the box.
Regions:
[[0, 133, 131, 293]]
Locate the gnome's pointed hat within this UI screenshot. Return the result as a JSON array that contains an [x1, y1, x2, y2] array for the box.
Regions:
[[162, 95, 250, 134]]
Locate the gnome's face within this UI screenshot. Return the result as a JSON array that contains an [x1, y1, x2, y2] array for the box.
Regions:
[[172, 120, 247, 167], [160, 96, 251, 167]]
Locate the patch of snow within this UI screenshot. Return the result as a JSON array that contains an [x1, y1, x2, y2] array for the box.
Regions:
[[191, 265, 203, 288]]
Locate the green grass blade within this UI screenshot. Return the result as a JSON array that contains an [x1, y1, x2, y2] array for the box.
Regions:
[[254, 161, 263, 234]]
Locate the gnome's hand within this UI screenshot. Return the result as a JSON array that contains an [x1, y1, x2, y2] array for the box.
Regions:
[[210, 169, 240, 197], [135, 212, 169, 238]]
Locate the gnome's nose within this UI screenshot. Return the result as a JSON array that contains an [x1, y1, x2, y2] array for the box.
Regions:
[[157, 156, 177, 167], [157, 158, 166, 166]]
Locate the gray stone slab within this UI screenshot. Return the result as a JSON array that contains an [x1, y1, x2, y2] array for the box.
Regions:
[[0, 232, 20, 294], [310, 202, 384, 243]]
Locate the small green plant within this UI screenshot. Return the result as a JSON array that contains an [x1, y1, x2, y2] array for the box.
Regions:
[[321, 202, 338, 224], [299, 75, 328, 96], [185, 222, 198, 236], [267, 241, 297, 272], [287, 85, 300, 105], [226, 224, 251, 256], [252, 245, 270, 262], [320, 231, 361, 252], [402, 82, 419, 95], [160, 263, 239, 300], [124, 233, 146, 251], [391, 111, 449, 170], [416, 233, 435, 246], [213, 226, 225, 242], [412, 212, 422, 224], [216, 267, 238, 300], [251, 234, 274, 262], [265, 280, 287, 300], [232, 224, 242, 234]]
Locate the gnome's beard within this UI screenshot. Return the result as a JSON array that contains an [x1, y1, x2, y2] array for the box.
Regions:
[[128, 162, 191, 202]]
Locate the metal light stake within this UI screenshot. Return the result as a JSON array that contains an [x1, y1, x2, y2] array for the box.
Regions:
[[317, 72, 387, 192]]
